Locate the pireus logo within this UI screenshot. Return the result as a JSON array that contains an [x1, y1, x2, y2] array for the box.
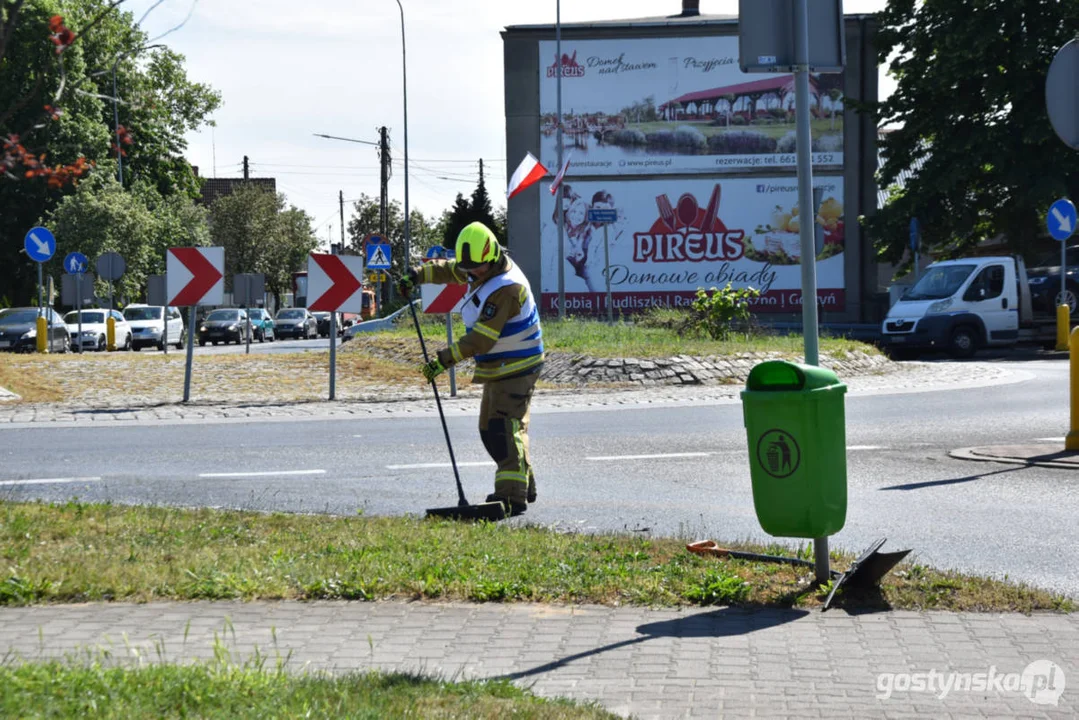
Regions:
[[757, 183, 838, 194]]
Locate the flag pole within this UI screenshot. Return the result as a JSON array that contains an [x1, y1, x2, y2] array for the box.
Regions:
[[555, 0, 565, 320]]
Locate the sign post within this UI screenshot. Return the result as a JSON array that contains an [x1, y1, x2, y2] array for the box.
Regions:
[[96, 252, 126, 350], [25, 227, 56, 353], [64, 252, 89, 353], [168, 247, 225, 402], [425, 246, 460, 395], [308, 253, 366, 401], [1048, 199, 1077, 352], [909, 217, 921, 282], [740, 0, 845, 586], [587, 207, 619, 323], [365, 237, 391, 319]]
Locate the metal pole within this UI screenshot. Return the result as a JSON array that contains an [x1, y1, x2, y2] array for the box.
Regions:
[[183, 305, 196, 402], [1062, 237, 1067, 308], [76, 274, 82, 353], [555, 0, 566, 320], [793, 0, 828, 585], [329, 248, 338, 401], [37, 264, 42, 319], [446, 314, 457, 397], [603, 224, 613, 324], [395, 0, 412, 271]]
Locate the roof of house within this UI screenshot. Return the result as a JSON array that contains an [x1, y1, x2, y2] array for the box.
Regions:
[[659, 74, 813, 109], [876, 129, 928, 209], [198, 178, 277, 206]]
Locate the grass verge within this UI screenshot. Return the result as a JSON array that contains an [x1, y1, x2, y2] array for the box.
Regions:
[[0, 501, 1070, 613], [0, 661, 615, 719], [377, 315, 877, 360]]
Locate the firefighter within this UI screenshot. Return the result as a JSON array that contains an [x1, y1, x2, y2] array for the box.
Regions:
[[398, 221, 543, 517]]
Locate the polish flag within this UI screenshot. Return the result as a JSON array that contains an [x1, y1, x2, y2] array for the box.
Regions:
[[549, 152, 572, 195], [506, 152, 548, 200]]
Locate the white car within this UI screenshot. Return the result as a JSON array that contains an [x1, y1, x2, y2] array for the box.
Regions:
[[64, 309, 132, 352], [123, 304, 185, 351]]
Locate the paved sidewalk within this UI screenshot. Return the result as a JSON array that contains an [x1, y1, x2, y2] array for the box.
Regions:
[[951, 444, 1079, 469], [0, 601, 1075, 718]]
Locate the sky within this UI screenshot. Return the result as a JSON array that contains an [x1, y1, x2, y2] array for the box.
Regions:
[[125, 0, 892, 248]]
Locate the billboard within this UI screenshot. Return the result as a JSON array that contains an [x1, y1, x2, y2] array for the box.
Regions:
[[539, 36, 844, 175], [540, 176, 846, 314]]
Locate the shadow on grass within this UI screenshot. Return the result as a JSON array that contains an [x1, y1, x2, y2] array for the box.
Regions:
[[490, 606, 808, 682]]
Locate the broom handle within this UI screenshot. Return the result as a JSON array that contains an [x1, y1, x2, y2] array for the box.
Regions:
[[409, 298, 467, 506]]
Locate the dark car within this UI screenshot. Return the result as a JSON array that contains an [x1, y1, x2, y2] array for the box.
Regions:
[[313, 312, 343, 338], [274, 308, 317, 339], [197, 308, 249, 346], [0, 307, 70, 353], [1028, 245, 1079, 314]]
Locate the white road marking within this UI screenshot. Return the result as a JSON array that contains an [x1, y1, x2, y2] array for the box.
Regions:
[[847, 445, 886, 451], [0, 476, 102, 486], [587, 452, 714, 461], [387, 462, 496, 470], [1036, 437, 1065, 442], [198, 470, 326, 478]]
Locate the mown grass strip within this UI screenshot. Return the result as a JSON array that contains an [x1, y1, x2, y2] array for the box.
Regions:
[[0, 661, 615, 720], [0, 501, 1071, 613]]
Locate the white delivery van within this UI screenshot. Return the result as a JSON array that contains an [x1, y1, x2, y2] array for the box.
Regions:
[[880, 256, 1055, 358]]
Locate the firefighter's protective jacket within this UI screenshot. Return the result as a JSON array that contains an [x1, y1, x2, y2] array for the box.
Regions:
[[418, 255, 544, 382]]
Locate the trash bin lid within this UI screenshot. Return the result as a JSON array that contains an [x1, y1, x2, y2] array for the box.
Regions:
[[745, 360, 841, 391]]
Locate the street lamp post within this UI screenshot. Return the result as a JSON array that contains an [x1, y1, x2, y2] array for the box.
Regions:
[[394, 0, 411, 269], [111, 44, 164, 185]]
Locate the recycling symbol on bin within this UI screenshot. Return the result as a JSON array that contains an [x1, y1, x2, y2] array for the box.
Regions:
[[756, 429, 801, 479]]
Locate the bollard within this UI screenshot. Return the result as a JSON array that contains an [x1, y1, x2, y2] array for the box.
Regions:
[[1057, 305, 1071, 351], [106, 316, 116, 351], [35, 316, 48, 353], [1068, 326, 1079, 451]]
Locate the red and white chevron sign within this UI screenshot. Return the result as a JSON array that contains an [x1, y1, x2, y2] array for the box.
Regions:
[[307, 253, 366, 312], [167, 247, 224, 306], [421, 283, 467, 314]]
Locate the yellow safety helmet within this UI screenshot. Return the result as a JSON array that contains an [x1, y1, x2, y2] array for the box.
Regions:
[[455, 222, 501, 269]]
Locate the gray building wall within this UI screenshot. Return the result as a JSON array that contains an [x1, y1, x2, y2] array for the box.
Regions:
[[502, 13, 882, 324]]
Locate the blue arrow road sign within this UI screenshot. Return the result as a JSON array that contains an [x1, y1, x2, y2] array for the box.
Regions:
[[909, 217, 920, 251], [24, 226, 55, 262], [425, 245, 455, 260], [587, 208, 619, 224], [366, 243, 392, 270], [64, 252, 89, 274], [1048, 198, 1077, 242]]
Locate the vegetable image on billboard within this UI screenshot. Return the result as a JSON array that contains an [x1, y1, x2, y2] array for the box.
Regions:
[[539, 36, 844, 176], [541, 177, 845, 314]]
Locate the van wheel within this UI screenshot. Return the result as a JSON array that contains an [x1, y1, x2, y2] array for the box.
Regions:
[[949, 326, 978, 359]]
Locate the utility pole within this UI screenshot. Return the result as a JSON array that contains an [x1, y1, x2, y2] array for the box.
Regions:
[[378, 127, 390, 238], [243, 155, 249, 181], [339, 190, 346, 253]]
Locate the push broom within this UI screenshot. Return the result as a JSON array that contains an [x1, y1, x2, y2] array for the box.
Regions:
[[408, 296, 506, 522]]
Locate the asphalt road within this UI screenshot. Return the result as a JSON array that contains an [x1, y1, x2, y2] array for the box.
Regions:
[[2, 357, 1077, 597]]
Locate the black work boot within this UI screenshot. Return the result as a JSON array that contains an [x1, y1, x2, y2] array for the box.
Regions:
[[527, 475, 537, 504], [486, 493, 527, 517]]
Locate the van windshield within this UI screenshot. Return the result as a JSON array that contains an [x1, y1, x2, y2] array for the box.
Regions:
[[902, 264, 977, 301]]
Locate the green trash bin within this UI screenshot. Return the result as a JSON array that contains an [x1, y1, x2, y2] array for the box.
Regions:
[[741, 360, 847, 538]]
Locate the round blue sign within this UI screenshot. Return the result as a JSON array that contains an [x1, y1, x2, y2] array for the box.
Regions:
[[1048, 199, 1077, 242], [64, 252, 89, 274], [24, 226, 56, 263]]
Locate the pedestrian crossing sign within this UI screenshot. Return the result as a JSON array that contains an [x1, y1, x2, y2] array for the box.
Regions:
[[366, 243, 391, 270]]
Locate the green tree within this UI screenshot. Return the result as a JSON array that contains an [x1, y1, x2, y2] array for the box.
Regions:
[[862, 0, 1079, 272], [1, 0, 219, 306], [441, 192, 472, 249], [469, 163, 500, 241], [45, 173, 157, 305]]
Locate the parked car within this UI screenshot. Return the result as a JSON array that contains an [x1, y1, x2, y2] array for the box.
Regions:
[[246, 308, 275, 342], [64, 309, 132, 352], [1027, 244, 1079, 314], [123, 304, 185, 351], [313, 311, 344, 338], [198, 308, 249, 345], [0, 307, 70, 353], [274, 308, 317, 339]]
